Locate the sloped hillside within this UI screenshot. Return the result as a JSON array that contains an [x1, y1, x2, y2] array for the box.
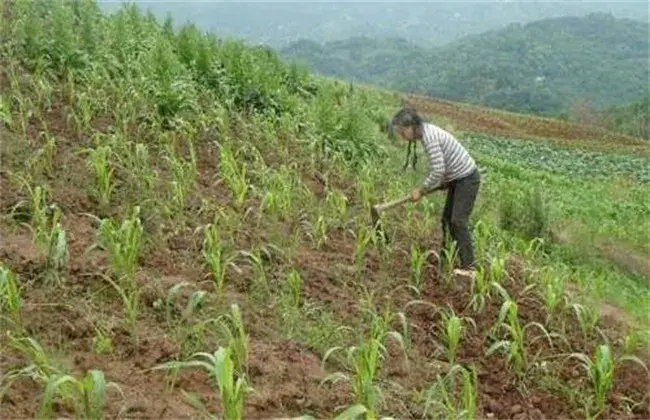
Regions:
[[1, 2, 649, 419]]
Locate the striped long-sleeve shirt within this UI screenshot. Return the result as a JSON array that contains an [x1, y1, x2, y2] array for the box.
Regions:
[[420, 123, 477, 191]]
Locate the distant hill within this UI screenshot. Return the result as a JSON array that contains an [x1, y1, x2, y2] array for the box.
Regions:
[[281, 13, 650, 116], [99, 1, 649, 48], [595, 95, 649, 140]]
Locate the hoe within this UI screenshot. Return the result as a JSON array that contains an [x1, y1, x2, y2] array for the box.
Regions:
[[370, 185, 444, 241], [370, 167, 486, 241]]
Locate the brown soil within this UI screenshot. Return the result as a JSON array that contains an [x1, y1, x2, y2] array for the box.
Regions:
[[406, 94, 648, 155], [1, 66, 649, 420]]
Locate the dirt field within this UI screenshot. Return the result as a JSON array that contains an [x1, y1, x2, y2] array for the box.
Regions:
[[1, 89, 649, 419], [407, 94, 648, 155]]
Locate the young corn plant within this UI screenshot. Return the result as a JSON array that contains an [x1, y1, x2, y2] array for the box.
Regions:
[[202, 222, 239, 299], [324, 189, 348, 229], [424, 364, 478, 420], [97, 206, 143, 284], [321, 307, 406, 419], [4, 333, 56, 379], [14, 177, 69, 284], [284, 269, 303, 309], [408, 245, 435, 297], [486, 299, 553, 379], [121, 142, 157, 199], [219, 142, 249, 210], [439, 239, 458, 286], [215, 303, 249, 378], [260, 165, 297, 220], [33, 129, 56, 179], [468, 265, 505, 313], [572, 301, 601, 347], [356, 169, 374, 214], [303, 207, 329, 250], [163, 139, 197, 221], [38, 369, 122, 420], [40, 206, 69, 285], [472, 219, 491, 265], [13, 178, 48, 244], [436, 307, 476, 365], [568, 344, 648, 417], [539, 268, 568, 326], [95, 207, 144, 338], [155, 346, 252, 420], [0, 265, 22, 327], [276, 269, 304, 337], [163, 282, 207, 329], [488, 254, 508, 285], [239, 247, 270, 299], [86, 144, 116, 211], [353, 223, 373, 280]]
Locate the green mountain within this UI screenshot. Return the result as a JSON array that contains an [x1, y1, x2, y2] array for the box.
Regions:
[[99, 1, 649, 48], [281, 13, 650, 116]]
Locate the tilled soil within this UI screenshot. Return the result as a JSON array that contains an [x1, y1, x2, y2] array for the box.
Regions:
[[1, 80, 649, 420], [408, 95, 647, 154]]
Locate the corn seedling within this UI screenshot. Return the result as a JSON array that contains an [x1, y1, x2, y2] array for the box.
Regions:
[[41, 206, 69, 284], [33, 129, 56, 178], [86, 144, 116, 210], [467, 265, 503, 313], [260, 165, 297, 220], [568, 344, 648, 416], [92, 325, 114, 355], [356, 170, 374, 213], [155, 346, 252, 420], [239, 247, 270, 298], [163, 139, 197, 220], [522, 237, 546, 261], [13, 180, 69, 283], [313, 212, 329, 249], [322, 335, 385, 419], [284, 269, 303, 308], [424, 364, 478, 420], [408, 245, 435, 297], [572, 302, 601, 347], [219, 142, 249, 210], [325, 189, 348, 227], [472, 220, 491, 264], [1, 334, 58, 398], [202, 222, 239, 299], [123, 142, 157, 196], [0, 266, 22, 327], [96, 206, 143, 284], [72, 90, 96, 135], [94, 207, 143, 337], [12, 177, 49, 244], [437, 307, 476, 365], [488, 254, 508, 285], [39, 369, 122, 420], [439, 239, 458, 286], [215, 303, 249, 377], [353, 223, 373, 280], [164, 282, 206, 327], [486, 299, 553, 379], [539, 268, 568, 326], [100, 272, 140, 340], [322, 306, 406, 419]]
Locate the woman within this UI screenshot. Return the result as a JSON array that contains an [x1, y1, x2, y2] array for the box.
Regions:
[[391, 107, 481, 279]]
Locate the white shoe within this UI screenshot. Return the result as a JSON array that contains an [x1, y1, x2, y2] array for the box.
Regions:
[[453, 268, 476, 279]]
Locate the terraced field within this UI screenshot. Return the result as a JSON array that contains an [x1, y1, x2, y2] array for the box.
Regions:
[[1, 2, 648, 419]]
